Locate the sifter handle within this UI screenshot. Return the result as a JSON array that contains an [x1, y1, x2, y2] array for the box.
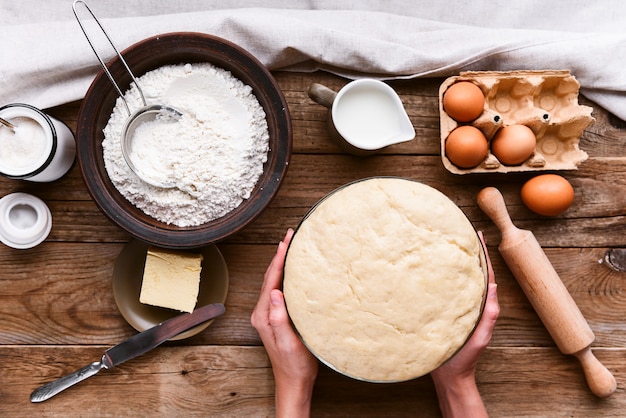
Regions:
[[72, 0, 146, 115]]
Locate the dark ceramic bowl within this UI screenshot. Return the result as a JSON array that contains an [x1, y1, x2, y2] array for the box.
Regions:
[[77, 32, 291, 248]]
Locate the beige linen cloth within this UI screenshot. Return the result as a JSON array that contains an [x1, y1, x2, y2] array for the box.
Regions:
[[2, 0, 626, 120]]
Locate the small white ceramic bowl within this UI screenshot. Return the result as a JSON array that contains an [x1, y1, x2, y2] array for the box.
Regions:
[[0, 192, 52, 249]]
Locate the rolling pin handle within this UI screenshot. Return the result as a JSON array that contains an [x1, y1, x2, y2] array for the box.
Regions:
[[574, 346, 617, 398], [476, 187, 516, 235]]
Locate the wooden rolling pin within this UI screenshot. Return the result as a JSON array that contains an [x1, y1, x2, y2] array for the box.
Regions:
[[477, 187, 616, 398]]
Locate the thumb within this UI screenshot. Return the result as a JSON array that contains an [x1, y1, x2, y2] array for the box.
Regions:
[[268, 289, 291, 331]]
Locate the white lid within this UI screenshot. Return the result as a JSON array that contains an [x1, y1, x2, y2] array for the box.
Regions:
[[0, 193, 52, 249]]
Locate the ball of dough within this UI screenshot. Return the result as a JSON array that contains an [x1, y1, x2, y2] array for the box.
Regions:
[[284, 177, 487, 382]]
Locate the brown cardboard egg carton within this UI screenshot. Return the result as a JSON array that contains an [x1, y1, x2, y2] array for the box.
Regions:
[[439, 70, 594, 174]]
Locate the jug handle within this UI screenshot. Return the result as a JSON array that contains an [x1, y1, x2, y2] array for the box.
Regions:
[[308, 83, 337, 109]]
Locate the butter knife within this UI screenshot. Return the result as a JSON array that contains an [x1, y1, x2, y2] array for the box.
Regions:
[[30, 303, 225, 403]]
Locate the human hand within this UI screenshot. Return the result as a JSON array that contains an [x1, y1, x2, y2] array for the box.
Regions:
[[430, 231, 500, 418], [251, 228, 318, 418]]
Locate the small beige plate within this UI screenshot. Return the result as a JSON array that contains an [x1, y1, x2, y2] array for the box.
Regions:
[[112, 240, 229, 340]]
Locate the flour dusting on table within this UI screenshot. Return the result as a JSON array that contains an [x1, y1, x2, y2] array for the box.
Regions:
[[102, 63, 269, 227]]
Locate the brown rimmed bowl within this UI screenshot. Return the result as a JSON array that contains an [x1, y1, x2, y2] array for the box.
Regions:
[[76, 32, 291, 248]]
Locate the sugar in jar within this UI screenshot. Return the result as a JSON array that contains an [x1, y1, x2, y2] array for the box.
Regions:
[[0, 103, 75, 182]]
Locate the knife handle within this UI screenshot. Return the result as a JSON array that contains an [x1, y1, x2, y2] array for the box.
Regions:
[[30, 361, 104, 403]]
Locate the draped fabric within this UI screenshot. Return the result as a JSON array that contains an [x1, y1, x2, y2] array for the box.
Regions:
[[2, 1, 625, 120]]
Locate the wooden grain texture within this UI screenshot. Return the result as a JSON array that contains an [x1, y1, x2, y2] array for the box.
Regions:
[[1, 346, 625, 417], [2, 154, 622, 246], [1, 242, 624, 349], [1, 70, 625, 416]]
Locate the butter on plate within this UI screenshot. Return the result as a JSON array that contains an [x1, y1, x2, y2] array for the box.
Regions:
[[139, 247, 203, 313]]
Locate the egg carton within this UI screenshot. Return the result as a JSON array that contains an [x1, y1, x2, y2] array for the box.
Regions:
[[439, 70, 594, 174]]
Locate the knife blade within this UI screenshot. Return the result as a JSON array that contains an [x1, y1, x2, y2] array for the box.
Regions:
[[30, 303, 225, 403]]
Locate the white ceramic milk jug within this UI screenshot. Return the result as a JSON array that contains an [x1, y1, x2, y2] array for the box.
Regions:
[[308, 79, 415, 156]]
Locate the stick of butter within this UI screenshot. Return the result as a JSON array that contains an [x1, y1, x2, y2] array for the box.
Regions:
[[139, 247, 203, 313]]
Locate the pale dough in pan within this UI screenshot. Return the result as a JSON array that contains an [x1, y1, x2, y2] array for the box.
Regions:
[[284, 177, 486, 382]]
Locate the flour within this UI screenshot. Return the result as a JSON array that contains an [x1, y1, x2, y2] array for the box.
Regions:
[[102, 63, 269, 227]]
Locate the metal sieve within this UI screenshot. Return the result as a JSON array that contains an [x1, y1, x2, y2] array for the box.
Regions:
[[73, 0, 181, 188]]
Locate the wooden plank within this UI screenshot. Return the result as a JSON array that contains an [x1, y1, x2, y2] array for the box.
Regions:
[[8, 154, 621, 246], [233, 154, 626, 247], [477, 347, 625, 418], [0, 163, 92, 202], [1, 346, 624, 417], [1, 243, 624, 349], [0, 242, 271, 347], [1, 345, 275, 417]]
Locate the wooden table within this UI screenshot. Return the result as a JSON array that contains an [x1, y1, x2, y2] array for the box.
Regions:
[[1, 71, 625, 417]]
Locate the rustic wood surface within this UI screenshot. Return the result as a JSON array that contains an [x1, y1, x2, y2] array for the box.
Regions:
[[1, 71, 625, 417]]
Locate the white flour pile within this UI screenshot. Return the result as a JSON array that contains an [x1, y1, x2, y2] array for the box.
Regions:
[[102, 63, 269, 227]]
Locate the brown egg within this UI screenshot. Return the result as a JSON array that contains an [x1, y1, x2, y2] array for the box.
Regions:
[[521, 174, 574, 216], [491, 124, 536, 165], [445, 126, 488, 168], [443, 81, 485, 122]]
